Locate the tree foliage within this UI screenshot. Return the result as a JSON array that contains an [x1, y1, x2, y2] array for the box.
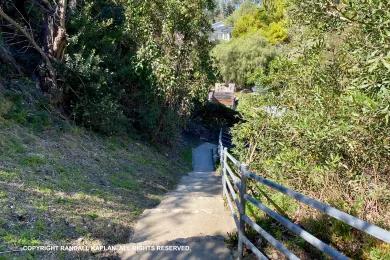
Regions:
[[212, 33, 275, 87], [0, 0, 215, 143], [225, 0, 259, 25], [212, 0, 287, 88], [232, 8, 263, 37], [232, 0, 287, 44], [231, 0, 390, 257]]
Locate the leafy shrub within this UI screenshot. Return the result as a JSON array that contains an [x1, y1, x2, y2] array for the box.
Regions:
[[231, 0, 390, 257], [62, 0, 215, 141], [1, 81, 53, 130], [212, 33, 276, 87], [232, 8, 264, 37], [225, 0, 261, 26], [213, 0, 287, 88], [228, 0, 288, 43], [260, 20, 288, 44]]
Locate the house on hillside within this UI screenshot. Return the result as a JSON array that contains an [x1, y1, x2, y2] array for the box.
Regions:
[[210, 22, 233, 41], [208, 83, 237, 109]]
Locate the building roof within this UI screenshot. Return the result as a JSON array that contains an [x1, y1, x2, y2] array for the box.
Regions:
[[212, 22, 233, 34]]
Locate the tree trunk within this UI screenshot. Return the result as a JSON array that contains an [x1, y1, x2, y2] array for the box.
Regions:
[[43, 0, 68, 61], [38, 0, 69, 105], [0, 1, 70, 105], [0, 0, 71, 105], [0, 7, 57, 85]]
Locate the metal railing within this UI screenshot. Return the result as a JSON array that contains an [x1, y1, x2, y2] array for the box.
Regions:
[[218, 130, 390, 260], [220, 127, 233, 148]]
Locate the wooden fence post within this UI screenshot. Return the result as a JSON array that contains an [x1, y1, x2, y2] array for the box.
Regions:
[[238, 164, 248, 260]]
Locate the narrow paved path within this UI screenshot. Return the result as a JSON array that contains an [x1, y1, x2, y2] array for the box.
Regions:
[[118, 142, 234, 259]]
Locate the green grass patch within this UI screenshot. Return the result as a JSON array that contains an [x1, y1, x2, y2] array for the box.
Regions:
[[35, 187, 53, 195], [0, 81, 191, 259], [34, 219, 46, 233], [55, 196, 72, 205], [367, 244, 390, 260], [110, 172, 138, 191], [0, 96, 13, 118], [33, 200, 49, 213], [0, 136, 26, 156], [3, 91, 52, 130], [27, 111, 51, 131], [106, 136, 126, 151], [20, 154, 46, 167], [0, 190, 7, 199], [3, 232, 40, 247], [0, 170, 18, 182], [86, 212, 99, 220]]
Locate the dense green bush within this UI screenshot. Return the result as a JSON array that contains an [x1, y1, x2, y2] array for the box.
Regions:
[[231, 0, 390, 258], [232, 8, 263, 37], [225, 0, 260, 26], [232, 0, 288, 44], [212, 0, 287, 88], [212, 33, 275, 87], [1, 0, 215, 143]]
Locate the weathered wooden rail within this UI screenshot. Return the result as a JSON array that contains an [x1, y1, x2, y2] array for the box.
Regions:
[[218, 130, 390, 260]]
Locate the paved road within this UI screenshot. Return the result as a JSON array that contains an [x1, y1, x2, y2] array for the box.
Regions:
[[118, 142, 234, 259]]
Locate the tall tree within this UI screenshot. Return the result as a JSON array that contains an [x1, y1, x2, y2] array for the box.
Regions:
[[0, 0, 73, 104]]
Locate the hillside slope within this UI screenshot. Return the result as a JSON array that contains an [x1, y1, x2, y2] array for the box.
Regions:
[[0, 81, 191, 259]]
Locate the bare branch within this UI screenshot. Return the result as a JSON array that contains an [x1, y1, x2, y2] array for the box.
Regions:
[[0, 7, 58, 88], [7, 39, 29, 46]]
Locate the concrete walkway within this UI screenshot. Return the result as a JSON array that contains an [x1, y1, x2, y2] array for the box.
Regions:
[[118, 143, 234, 259]]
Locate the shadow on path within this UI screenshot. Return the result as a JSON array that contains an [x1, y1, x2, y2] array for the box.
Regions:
[[118, 143, 234, 259]]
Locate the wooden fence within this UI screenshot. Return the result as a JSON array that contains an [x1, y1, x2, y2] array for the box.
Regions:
[[218, 130, 390, 260]]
